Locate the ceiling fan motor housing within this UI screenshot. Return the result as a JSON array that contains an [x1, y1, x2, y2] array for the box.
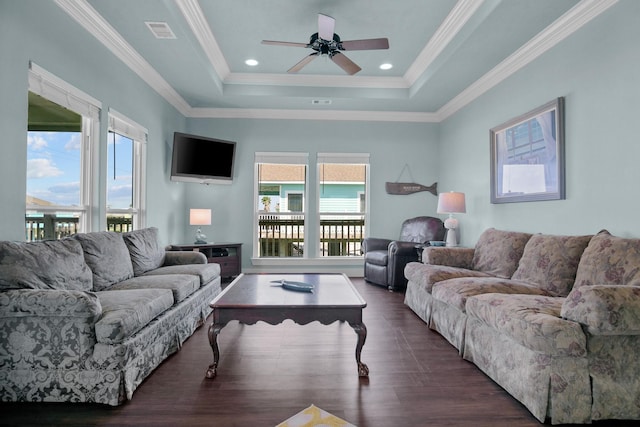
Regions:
[[308, 32, 342, 55]]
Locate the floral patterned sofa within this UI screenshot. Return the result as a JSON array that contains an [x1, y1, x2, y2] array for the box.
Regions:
[[404, 228, 640, 424], [0, 227, 221, 406]]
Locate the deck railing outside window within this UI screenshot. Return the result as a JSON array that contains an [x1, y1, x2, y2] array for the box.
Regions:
[[258, 214, 364, 257], [24, 214, 133, 241]]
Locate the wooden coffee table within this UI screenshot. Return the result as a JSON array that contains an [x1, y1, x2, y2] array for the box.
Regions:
[[205, 273, 369, 379]]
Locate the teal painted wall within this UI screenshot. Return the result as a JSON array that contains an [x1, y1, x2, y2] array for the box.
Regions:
[[0, 1, 187, 245], [182, 119, 439, 270], [438, 0, 640, 246]]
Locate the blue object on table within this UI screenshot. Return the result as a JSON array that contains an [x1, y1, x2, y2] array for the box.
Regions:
[[270, 280, 314, 293]]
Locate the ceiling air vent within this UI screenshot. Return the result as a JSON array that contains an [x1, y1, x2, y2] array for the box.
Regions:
[[145, 21, 176, 39], [311, 100, 332, 105]]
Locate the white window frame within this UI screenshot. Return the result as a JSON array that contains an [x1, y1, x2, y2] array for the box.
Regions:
[[253, 152, 309, 263], [27, 62, 101, 234], [107, 108, 147, 230], [317, 153, 370, 258]]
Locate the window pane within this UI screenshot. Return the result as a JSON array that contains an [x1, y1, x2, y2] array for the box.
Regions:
[[318, 163, 366, 257], [25, 212, 81, 241], [257, 163, 306, 257], [27, 131, 82, 207], [107, 131, 134, 209]]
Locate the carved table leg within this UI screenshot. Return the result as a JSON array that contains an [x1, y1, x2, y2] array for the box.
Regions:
[[350, 322, 369, 377], [205, 321, 225, 379]]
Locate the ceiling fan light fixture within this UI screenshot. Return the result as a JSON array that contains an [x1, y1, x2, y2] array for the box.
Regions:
[[379, 63, 393, 70], [245, 59, 259, 66]]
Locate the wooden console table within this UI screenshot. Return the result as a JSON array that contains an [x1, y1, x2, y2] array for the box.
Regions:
[[170, 242, 242, 279]]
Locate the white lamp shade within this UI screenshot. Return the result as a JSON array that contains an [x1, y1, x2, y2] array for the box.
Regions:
[[189, 209, 211, 226], [437, 192, 466, 214]]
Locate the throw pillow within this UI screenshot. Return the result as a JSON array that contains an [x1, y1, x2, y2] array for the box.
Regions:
[[574, 230, 640, 289], [0, 239, 92, 291], [512, 233, 593, 297], [472, 228, 533, 278], [123, 227, 166, 276], [74, 231, 134, 291]]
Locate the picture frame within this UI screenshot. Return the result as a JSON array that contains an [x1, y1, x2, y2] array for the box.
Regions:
[[490, 97, 565, 204]]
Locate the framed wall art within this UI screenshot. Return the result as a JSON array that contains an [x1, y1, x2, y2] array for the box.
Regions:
[[490, 97, 565, 204]]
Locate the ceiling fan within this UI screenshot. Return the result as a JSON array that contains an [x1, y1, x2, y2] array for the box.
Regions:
[[262, 13, 389, 75]]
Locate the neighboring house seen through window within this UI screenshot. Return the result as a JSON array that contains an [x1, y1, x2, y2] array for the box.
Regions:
[[253, 152, 369, 259]]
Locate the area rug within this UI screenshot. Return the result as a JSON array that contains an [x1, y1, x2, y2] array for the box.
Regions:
[[276, 404, 356, 427]]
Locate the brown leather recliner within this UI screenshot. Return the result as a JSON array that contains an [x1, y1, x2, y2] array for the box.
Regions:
[[361, 216, 446, 291]]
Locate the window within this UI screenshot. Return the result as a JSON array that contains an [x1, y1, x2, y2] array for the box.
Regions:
[[317, 153, 369, 257], [253, 152, 369, 260], [254, 153, 308, 258], [107, 110, 147, 232], [26, 63, 100, 241]]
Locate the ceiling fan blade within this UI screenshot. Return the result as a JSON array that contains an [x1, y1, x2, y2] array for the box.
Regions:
[[262, 40, 308, 48], [318, 13, 335, 40], [331, 52, 361, 75], [340, 38, 390, 51], [288, 52, 319, 73]]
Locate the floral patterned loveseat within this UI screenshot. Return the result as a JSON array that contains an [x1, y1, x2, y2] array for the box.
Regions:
[[0, 227, 221, 406], [404, 228, 640, 424]]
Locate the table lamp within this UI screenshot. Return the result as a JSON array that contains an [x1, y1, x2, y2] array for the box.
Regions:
[[437, 192, 466, 247], [190, 208, 211, 244]]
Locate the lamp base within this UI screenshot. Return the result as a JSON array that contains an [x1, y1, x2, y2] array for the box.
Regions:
[[194, 228, 207, 244], [445, 228, 458, 247]]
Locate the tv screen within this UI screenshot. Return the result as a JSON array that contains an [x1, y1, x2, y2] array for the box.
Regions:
[[170, 132, 236, 184]]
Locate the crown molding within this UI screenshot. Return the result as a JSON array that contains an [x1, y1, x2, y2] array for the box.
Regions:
[[437, 0, 619, 120], [189, 108, 439, 123], [404, 0, 484, 85], [224, 73, 409, 89], [55, 0, 192, 116], [175, 0, 230, 82]]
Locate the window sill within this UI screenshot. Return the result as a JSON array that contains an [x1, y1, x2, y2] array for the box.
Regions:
[[251, 256, 363, 266]]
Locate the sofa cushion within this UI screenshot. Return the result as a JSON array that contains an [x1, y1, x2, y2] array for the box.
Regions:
[[142, 263, 220, 286], [574, 230, 640, 289], [431, 277, 549, 312], [404, 262, 492, 293], [472, 228, 532, 278], [511, 234, 592, 297], [123, 227, 166, 276], [74, 231, 135, 291], [94, 289, 174, 344], [108, 274, 200, 303], [364, 250, 388, 266], [0, 239, 92, 291], [465, 293, 586, 357]]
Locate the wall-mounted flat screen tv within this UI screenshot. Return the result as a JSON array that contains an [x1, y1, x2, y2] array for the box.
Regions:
[[170, 132, 236, 184]]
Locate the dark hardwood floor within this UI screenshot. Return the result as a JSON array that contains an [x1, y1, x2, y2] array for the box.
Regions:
[[2, 278, 637, 427]]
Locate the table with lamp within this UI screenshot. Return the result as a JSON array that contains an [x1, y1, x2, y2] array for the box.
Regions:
[[436, 191, 466, 247], [170, 208, 243, 280]]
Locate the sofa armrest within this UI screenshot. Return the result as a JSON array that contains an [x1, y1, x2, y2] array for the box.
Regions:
[[361, 237, 392, 254], [0, 289, 101, 370], [164, 250, 208, 265], [561, 285, 640, 335], [422, 246, 475, 268], [0, 289, 101, 318]]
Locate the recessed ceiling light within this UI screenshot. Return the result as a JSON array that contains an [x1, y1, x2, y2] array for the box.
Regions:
[[379, 63, 393, 70], [245, 59, 259, 66]]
